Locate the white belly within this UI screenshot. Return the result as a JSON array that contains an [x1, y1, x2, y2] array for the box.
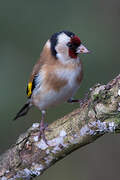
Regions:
[[39, 82, 79, 110], [32, 65, 81, 110]]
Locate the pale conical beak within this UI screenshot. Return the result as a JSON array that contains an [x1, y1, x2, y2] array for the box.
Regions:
[[76, 44, 90, 54]]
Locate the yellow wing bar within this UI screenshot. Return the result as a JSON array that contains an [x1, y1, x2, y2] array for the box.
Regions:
[[27, 82, 33, 97], [26, 75, 37, 98]]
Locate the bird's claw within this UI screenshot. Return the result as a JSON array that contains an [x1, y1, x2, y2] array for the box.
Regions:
[[38, 122, 51, 145]]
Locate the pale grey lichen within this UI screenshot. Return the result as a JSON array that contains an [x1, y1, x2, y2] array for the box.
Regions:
[[12, 165, 44, 179], [5, 170, 10, 174], [34, 136, 39, 142], [51, 146, 61, 154], [48, 130, 67, 147], [118, 102, 120, 111], [92, 85, 105, 96], [80, 120, 116, 137], [69, 136, 81, 144], [59, 130, 67, 137], [23, 168, 31, 176], [1, 165, 43, 179], [118, 89, 120, 96], [88, 110, 96, 119], [13, 168, 31, 179], [37, 139, 48, 150], [7, 178, 14, 180], [44, 155, 53, 165], [36, 130, 67, 154], [32, 162, 35, 166], [95, 103, 109, 114], [1, 177, 8, 180], [31, 164, 43, 176], [80, 124, 95, 136], [46, 149, 50, 154], [32, 123, 39, 128], [47, 130, 67, 154], [89, 120, 107, 132], [108, 122, 115, 132]]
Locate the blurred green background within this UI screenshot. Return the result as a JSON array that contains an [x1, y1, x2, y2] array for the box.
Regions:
[[0, 0, 120, 179]]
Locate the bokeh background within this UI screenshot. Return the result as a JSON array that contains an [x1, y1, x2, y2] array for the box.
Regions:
[[0, 0, 120, 179]]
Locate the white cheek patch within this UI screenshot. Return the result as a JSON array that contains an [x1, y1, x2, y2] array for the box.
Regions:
[[55, 32, 79, 64], [57, 33, 70, 45], [55, 33, 70, 60]]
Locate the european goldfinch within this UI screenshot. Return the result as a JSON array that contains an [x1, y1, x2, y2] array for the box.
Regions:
[[14, 30, 89, 142]]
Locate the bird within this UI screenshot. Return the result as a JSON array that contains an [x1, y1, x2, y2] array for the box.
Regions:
[[14, 30, 90, 143]]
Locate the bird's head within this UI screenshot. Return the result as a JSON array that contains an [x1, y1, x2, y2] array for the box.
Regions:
[[48, 30, 90, 63]]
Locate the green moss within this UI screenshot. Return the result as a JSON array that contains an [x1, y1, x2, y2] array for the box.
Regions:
[[93, 94, 101, 102], [114, 118, 120, 125], [93, 90, 112, 104]]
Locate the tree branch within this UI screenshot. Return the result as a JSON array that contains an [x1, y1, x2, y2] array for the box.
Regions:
[[0, 74, 120, 179]]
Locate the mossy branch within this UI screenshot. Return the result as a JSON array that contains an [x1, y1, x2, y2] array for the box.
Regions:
[[0, 74, 120, 179]]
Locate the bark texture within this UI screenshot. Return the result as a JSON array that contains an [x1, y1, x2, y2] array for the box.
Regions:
[[0, 74, 120, 180]]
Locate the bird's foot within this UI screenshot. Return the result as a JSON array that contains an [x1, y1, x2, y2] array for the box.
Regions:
[[38, 122, 48, 145], [38, 122, 51, 145], [67, 93, 89, 107]]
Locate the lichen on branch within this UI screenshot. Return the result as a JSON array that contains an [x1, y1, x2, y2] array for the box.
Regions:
[[0, 74, 120, 180]]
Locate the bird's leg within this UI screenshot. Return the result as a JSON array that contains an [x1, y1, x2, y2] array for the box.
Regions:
[[67, 98, 83, 106], [67, 93, 89, 107], [67, 98, 80, 103], [39, 110, 48, 144]]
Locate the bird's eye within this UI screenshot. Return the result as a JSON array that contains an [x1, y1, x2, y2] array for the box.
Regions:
[[67, 42, 78, 50], [67, 42, 72, 48]]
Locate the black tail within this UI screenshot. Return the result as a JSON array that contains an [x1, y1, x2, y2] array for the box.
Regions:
[[13, 102, 30, 120]]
